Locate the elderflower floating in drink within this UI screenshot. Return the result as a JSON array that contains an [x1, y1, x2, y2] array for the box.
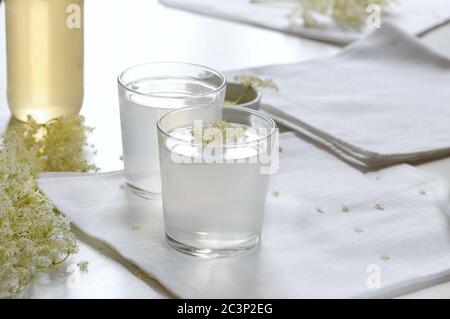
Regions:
[[157, 105, 278, 258]]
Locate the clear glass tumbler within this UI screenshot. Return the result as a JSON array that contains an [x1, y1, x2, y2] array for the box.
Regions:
[[157, 105, 277, 258], [118, 62, 226, 198]]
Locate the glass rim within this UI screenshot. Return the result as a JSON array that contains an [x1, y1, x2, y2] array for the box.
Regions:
[[117, 61, 227, 100], [157, 105, 277, 148]]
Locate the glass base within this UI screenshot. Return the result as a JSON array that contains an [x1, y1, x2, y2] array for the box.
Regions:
[[166, 234, 260, 259], [126, 183, 161, 200]]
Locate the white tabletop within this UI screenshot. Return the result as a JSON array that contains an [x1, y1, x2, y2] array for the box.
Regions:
[[1, 0, 450, 299]]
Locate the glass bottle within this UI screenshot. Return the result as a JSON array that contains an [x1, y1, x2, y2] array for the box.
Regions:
[[5, 0, 84, 123]]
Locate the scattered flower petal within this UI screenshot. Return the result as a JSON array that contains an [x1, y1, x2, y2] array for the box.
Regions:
[[380, 250, 391, 261], [77, 260, 89, 272], [354, 225, 364, 233], [132, 224, 142, 231], [341, 204, 350, 213]]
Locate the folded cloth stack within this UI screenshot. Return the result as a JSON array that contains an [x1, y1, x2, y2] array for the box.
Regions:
[[160, 0, 450, 44], [38, 133, 450, 298], [226, 23, 450, 170]]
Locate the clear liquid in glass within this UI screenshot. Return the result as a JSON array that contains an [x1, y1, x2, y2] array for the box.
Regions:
[[119, 77, 224, 196], [159, 125, 270, 256]]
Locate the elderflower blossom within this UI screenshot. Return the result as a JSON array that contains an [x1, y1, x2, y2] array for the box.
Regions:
[[0, 115, 97, 298], [192, 121, 249, 145], [227, 74, 278, 105], [77, 260, 89, 272], [341, 204, 349, 213], [132, 224, 142, 231], [380, 250, 391, 261], [354, 224, 364, 233], [234, 75, 279, 91], [252, 0, 394, 29]]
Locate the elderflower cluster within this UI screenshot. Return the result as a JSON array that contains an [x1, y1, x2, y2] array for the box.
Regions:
[[192, 121, 249, 145], [234, 75, 279, 91], [252, 0, 394, 28], [0, 115, 97, 298]]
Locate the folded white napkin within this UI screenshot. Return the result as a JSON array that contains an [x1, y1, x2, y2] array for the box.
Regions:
[[160, 0, 450, 44], [38, 133, 450, 298], [226, 23, 450, 170]]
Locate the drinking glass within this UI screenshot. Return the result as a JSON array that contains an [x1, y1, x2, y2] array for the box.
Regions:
[[118, 62, 226, 198], [157, 105, 277, 258]]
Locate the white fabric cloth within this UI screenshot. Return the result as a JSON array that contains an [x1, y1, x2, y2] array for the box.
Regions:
[[160, 0, 450, 44], [226, 23, 450, 169], [38, 133, 450, 298]]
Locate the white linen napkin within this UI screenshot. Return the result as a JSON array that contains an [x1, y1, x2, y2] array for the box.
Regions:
[[38, 133, 450, 298], [159, 0, 450, 44], [226, 23, 450, 170]]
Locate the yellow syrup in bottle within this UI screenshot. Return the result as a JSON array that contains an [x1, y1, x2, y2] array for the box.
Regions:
[[5, 0, 84, 123]]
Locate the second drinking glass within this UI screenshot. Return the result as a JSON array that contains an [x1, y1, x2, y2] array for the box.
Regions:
[[118, 62, 226, 198], [157, 105, 277, 258]]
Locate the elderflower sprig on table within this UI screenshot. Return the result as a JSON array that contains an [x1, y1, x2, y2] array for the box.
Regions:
[[0, 115, 97, 298], [251, 0, 394, 29]]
